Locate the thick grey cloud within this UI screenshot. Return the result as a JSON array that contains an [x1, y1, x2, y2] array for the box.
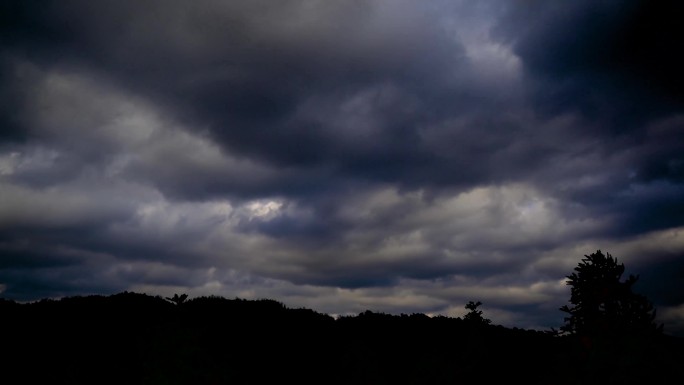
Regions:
[[1, 0, 683, 334]]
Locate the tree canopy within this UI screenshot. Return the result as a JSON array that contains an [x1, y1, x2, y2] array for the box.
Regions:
[[463, 300, 492, 325], [560, 250, 662, 338]]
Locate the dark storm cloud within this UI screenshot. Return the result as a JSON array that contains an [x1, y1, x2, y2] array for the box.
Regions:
[[0, 0, 454, 196], [2, 0, 456, 158], [3, 0, 530, 199], [491, 0, 684, 238], [632, 253, 684, 307], [4, 0, 682, 198], [0, 60, 30, 142], [0, 0, 620, 204], [0, 241, 81, 269], [495, 0, 684, 127]]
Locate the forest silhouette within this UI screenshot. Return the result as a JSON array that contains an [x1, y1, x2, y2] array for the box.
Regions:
[[1, 251, 683, 384]]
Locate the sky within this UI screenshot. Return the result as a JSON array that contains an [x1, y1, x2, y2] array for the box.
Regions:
[[1, 0, 683, 334]]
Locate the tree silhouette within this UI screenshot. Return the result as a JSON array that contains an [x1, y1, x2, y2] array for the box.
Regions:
[[560, 250, 662, 338], [165, 293, 188, 305], [463, 301, 491, 325]]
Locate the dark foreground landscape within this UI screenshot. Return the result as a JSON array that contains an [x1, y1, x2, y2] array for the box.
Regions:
[[1, 292, 683, 385]]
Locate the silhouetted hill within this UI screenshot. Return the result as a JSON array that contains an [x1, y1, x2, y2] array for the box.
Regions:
[[1, 292, 682, 384]]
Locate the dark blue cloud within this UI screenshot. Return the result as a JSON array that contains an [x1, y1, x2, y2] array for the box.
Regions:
[[496, 0, 684, 128]]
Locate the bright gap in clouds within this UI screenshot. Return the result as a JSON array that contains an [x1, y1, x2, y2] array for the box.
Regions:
[[246, 200, 284, 220]]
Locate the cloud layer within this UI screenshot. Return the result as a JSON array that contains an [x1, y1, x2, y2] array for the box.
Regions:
[[1, 0, 683, 333]]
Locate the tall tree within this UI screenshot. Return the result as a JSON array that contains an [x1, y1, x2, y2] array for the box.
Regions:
[[165, 293, 188, 305], [560, 250, 662, 337], [463, 301, 491, 325]]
